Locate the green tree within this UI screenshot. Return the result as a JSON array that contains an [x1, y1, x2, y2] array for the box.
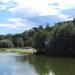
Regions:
[[32, 30, 47, 54], [48, 23, 75, 57], [0, 39, 14, 48]]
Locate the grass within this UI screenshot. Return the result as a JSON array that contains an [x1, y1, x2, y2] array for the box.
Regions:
[[0, 48, 7, 51], [0, 48, 36, 54]]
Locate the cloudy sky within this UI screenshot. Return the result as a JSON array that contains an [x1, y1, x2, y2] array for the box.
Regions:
[[0, 0, 74, 34]]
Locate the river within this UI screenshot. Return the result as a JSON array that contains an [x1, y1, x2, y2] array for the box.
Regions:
[[0, 52, 75, 75]]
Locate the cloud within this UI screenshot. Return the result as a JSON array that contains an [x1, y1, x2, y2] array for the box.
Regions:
[[48, 0, 75, 10], [0, 22, 25, 29], [0, 0, 17, 11], [0, 0, 10, 3], [7, 0, 75, 21], [9, 0, 59, 17], [0, 0, 75, 21], [0, 0, 75, 30], [0, 18, 36, 29], [8, 18, 23, 22], [0, 18, 21, 29]]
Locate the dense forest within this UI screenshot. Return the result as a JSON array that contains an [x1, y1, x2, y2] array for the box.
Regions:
[[1, 19, 75, 57]]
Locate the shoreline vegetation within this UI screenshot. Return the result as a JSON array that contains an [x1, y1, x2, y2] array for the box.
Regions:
[[0, 19, 75, 57]]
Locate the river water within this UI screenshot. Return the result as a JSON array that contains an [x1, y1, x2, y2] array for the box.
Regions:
[[0, 52, 75, 75]]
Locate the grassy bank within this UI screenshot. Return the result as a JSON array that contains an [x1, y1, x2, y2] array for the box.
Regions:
[[0, 48, 7, 51], [0, 48, 36, 54]]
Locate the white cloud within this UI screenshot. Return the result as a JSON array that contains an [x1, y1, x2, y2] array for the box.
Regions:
[[58, 0, 75, 10], [8, 18, 23, 22], [0, 0, 10, 3], [7, 0, 75, 21], [9, 0, 75, 13], [9, 0, 59, 16], [0, 0, 17, 11], [0, 18, 26, 29], [1, 0, 75, 16], [0, 22, 25, 29], [48, 0, 75, 10], [0, 0, 75, 24], [0, 18, 36, 29]]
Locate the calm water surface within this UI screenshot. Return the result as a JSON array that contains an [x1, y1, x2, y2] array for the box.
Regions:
[[0, 52, 75, 75]]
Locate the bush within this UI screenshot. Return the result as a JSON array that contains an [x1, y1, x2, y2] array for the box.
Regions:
[[0, 39, 14, 48]]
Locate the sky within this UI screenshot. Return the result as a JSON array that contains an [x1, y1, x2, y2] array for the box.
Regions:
[[0, 0, 75, 34]]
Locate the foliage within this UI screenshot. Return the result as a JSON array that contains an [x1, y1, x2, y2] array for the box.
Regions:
[[32, 30, 47, 54], [47, 21, 75, 57], [0, 39, 14, 48], [0, 19, 75, 57]]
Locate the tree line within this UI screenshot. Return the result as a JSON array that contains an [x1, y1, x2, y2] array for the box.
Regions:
[[0, 19, 75, 57]]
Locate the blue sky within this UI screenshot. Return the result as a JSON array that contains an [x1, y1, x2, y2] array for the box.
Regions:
[[0, 0, 75, 34]]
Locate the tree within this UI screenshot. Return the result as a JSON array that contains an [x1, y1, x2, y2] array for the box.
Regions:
[[0, 39, 14, 48], [48, 23, 75, 57], [32, 30, 47, 54]]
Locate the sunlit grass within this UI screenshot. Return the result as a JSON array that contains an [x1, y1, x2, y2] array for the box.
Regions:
[[0, 48, 36, 54], [0, 48, 7, 51]]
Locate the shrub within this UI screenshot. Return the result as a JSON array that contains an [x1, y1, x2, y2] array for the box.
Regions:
[[0, 39, 14, 48]]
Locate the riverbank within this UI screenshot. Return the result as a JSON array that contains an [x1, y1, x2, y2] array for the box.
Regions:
[[0, 48, 36, 54]]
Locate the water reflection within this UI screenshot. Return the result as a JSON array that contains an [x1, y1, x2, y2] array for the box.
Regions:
[[0, 52, 75, 75], [15, 55, 75, 75]]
